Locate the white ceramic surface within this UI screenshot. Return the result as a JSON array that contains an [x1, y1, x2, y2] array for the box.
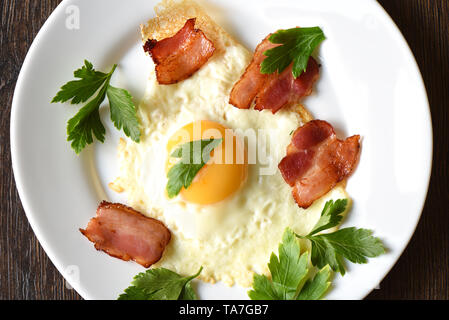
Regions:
[[11, 0, 432, 300]]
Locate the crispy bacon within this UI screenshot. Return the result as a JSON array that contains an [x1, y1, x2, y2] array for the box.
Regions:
[[229, 34, 320, 113], [144, 18, 215, 84], [229, 35, 278, 110], [254, 58, 319, 113], [80, 202, 171, 268], [278, 120, 360, 208]]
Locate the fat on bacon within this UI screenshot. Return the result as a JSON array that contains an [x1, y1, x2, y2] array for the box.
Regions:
[[278, 120, 360, 208], [229, 35, 320, 113], [143, 18, 215, 85], [80, 201, 171, 268], [229, 35, 277, 110]]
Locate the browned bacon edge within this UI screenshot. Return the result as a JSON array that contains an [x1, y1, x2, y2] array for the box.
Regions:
[[278, 120, 360, 208], [80, 201, 171, 268], [143, 18, 215, 85], [254, 58, 320, 114], [229, 35, 277, 110], [229, 34, 320, 113]]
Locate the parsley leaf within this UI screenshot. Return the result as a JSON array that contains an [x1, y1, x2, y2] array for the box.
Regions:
[[248, 228, 331, 300], [118, 267, 202, 300], [306, 228, 385, 275], [179, 282, 198, 300], [166, 139, 222, 198], [297, 199, 385, 275], [117, 286, 148, 300], [66, 82, 108, 154], [296, 265, 331, 300], [107, 86, 141, 143], [265, 228, 308, 299], [309, 199, 347, 236], [260, 27, 325, 78], [52, 60, 110, 104], [52, 60, 141, 154]]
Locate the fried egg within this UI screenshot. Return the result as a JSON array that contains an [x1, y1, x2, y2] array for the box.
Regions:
[[111, 37, 348, 287]]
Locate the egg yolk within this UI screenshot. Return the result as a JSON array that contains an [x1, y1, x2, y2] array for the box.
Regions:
[[166, 120, 248, 205]]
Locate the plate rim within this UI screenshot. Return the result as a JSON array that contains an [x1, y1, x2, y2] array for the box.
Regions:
[[353, 0, 433, 298]]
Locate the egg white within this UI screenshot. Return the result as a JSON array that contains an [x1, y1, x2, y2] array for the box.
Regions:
[[111, 41, 349, 286]]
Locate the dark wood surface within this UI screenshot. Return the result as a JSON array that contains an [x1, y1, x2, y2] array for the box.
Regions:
[[0, 0, 447, 300]]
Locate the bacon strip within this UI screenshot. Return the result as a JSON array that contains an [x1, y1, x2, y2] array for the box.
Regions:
[[144, 18, 215, 85], [254, 58, 319, 113], [80, 202, 171, 268], [278, 120, 360, 208], [229, 34, 320, 113], [229, 35, 278, 110]]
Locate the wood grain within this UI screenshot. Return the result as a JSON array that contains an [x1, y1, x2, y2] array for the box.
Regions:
[[0, 0, 80, 300], [0, 0, 447, 300]]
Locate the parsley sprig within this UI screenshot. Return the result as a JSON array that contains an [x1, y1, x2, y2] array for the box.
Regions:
[[118, 267, 202, 300], [166, 139, 222, 198], [248, 228, 331, 300], [296, 199, 385, 275], [52, 60, 141, 154], [261, 26, 325, 78]]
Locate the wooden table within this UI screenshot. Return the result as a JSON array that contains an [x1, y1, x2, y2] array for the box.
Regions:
[[1, 0, 447, 300]]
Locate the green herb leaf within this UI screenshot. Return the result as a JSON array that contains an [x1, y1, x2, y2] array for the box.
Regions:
[[52, 60, 110, 104], [66, 85, 108, 154], [260, 27, 325, 78], [179, 282, 198, 300], [296, 265, 331, 300], [118, 267, 202, 300], [117, 286, 148, 300], [107, 86, 141, 143], [166, 139, 222, 198], [304, 227, 385, 275], [248, 273, 280, 300], [297, 199, 385, 275], [267, 228, 308, 299], [309, 199, 348, 236], [248, 228, 330, 300], [53, 60, 141, 154]]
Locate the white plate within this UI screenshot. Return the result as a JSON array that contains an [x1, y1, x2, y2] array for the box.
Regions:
[[11, 0, 432, 300]]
